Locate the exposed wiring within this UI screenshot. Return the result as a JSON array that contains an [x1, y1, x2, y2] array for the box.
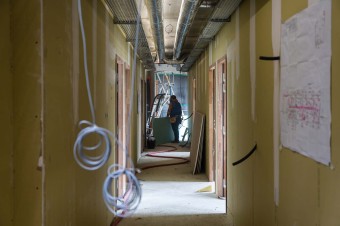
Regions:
[[75, 0, 141, 217], [111, 216, 123, 226], [78, 0, 95, 123], [73, 120, 111, 170], [182, 112, 193, 121], [74, 0, 112, 171], [103, 164, 142, 217]]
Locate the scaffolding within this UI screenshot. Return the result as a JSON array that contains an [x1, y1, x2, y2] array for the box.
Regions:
[[146, 72, 175, 137]]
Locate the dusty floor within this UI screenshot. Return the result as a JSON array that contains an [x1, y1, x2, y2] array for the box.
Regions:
[[117, 144, 233, 226]]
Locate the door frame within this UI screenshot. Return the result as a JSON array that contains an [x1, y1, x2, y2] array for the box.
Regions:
[[115, 55, 130, 194], [208, 64, 216, 182], [216, 56, 227, 198]]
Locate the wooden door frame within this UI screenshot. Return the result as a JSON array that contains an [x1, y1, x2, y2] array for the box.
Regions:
[[208, 64, 216, 182], [216, 56, 227, 198], [140, 77, 146, 153], [115, 55, 130, 194], [125, 65, 132, 163], [192, 76, 196, 114]]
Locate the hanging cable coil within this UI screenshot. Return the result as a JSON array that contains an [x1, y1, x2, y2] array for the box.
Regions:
[[75, 0, 142, 217], [103, 164, 142, 217], [73, 120, 112, 171]]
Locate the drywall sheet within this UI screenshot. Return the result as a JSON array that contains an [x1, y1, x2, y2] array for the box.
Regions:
[[280, 0, 331, 165], [152, 117, 174, 145], [190, 112, 205, 174], [194, 114, 205, 174]]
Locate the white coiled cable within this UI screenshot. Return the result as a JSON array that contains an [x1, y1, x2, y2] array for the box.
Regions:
[[74, 0, 111, 171], [103, 164, 142, 217], [73, 120, 112, 170], [75, 0, 142, 217]]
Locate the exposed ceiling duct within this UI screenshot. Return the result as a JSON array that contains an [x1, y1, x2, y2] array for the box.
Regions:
[[145, 0, 165, 62], [103, 0, 155, 69], [102, 0, 242, 72], [173, 0, 203, 60], [181, 0, 242, 72]]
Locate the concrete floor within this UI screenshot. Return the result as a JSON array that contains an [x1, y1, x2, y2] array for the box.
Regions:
[[118, 144, 233, 226]]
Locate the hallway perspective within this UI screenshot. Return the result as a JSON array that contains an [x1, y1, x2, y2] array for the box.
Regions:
[[1, 0, 340, 225], [118, 144, 232, 226]]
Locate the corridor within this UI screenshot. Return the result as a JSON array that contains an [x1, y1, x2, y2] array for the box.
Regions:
[[118, 144, 231, 226], [1, 0, 340, 225]]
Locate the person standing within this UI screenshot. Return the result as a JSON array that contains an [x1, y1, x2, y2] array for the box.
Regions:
[[167, 95, 182, 143]]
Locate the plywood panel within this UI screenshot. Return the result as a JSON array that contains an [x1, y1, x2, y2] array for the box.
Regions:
[[253, 0, 275, 225], [190, 111, 205, 174], [0, 1, 13, 225], [279, 151, 319, 225], [74, 1, 115, 225], [43, 0, 76, 225], [11, 0, 42, 225], [188, 0, 340, 225], [319, 1, 340, 225]]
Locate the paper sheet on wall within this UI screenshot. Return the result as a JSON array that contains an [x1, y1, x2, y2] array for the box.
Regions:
[[280, 0, 331, 165]]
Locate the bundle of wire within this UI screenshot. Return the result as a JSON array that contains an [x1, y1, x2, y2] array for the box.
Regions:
[[74, 0, 142, 217], [73, 120, 112, 170], [103, 164, 142, 217]]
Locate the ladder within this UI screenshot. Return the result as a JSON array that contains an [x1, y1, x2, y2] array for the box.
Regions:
[[146, 72, 176, 138]]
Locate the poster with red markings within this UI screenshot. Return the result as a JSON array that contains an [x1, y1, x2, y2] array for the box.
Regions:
[[280, 0, 331, 165]]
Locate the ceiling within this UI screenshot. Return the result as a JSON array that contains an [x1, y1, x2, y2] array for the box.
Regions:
[[103, 0, 242, 71]]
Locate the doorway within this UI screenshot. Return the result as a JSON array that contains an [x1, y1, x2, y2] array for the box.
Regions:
[[217, 57, 227, 199], [208, 57, 227, 199], [208, 66, 216, 183], [115, 55, 130, 194]]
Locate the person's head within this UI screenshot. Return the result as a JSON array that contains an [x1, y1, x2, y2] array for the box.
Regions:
[[170, 95, 177, 101]]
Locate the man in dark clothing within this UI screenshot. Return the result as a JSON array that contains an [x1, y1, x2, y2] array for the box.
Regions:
[[167, 95, 182, 143]]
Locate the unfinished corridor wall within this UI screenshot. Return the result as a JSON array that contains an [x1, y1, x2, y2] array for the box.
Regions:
[[190, 0, 340, 225], [11, 0, 44, 225], [0, 0, 14, 225], [0, 0, 143, 225]]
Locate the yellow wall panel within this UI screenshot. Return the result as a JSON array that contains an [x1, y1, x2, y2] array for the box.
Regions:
[[173, 0, 340, 225], [3, 0, 340, 225], [278, 1, 340, 226], [253, 1, 275, 225], [319, 1, 340, 225], [4, 0, 135, 225], [43, 0, 76, 225], [0, 1, 13, 225], [282, 0, 307, 21], [279, 151, 319, 225], [231, 1, 255, 225], [113, 26, 129, 63], [11, 0, 43, 225]]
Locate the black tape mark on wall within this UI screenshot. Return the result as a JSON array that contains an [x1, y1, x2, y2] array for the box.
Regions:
[[259, 56, 280, 61], [232, 144, 257, 166]]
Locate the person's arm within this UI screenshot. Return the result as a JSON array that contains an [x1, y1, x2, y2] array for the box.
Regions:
[[167, 103, 173, 117]]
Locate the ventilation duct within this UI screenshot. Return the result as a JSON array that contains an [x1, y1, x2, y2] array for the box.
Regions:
[[145, 0, 165, 62], [173, 0, 203, 60], [103, 0, 155, 69]]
